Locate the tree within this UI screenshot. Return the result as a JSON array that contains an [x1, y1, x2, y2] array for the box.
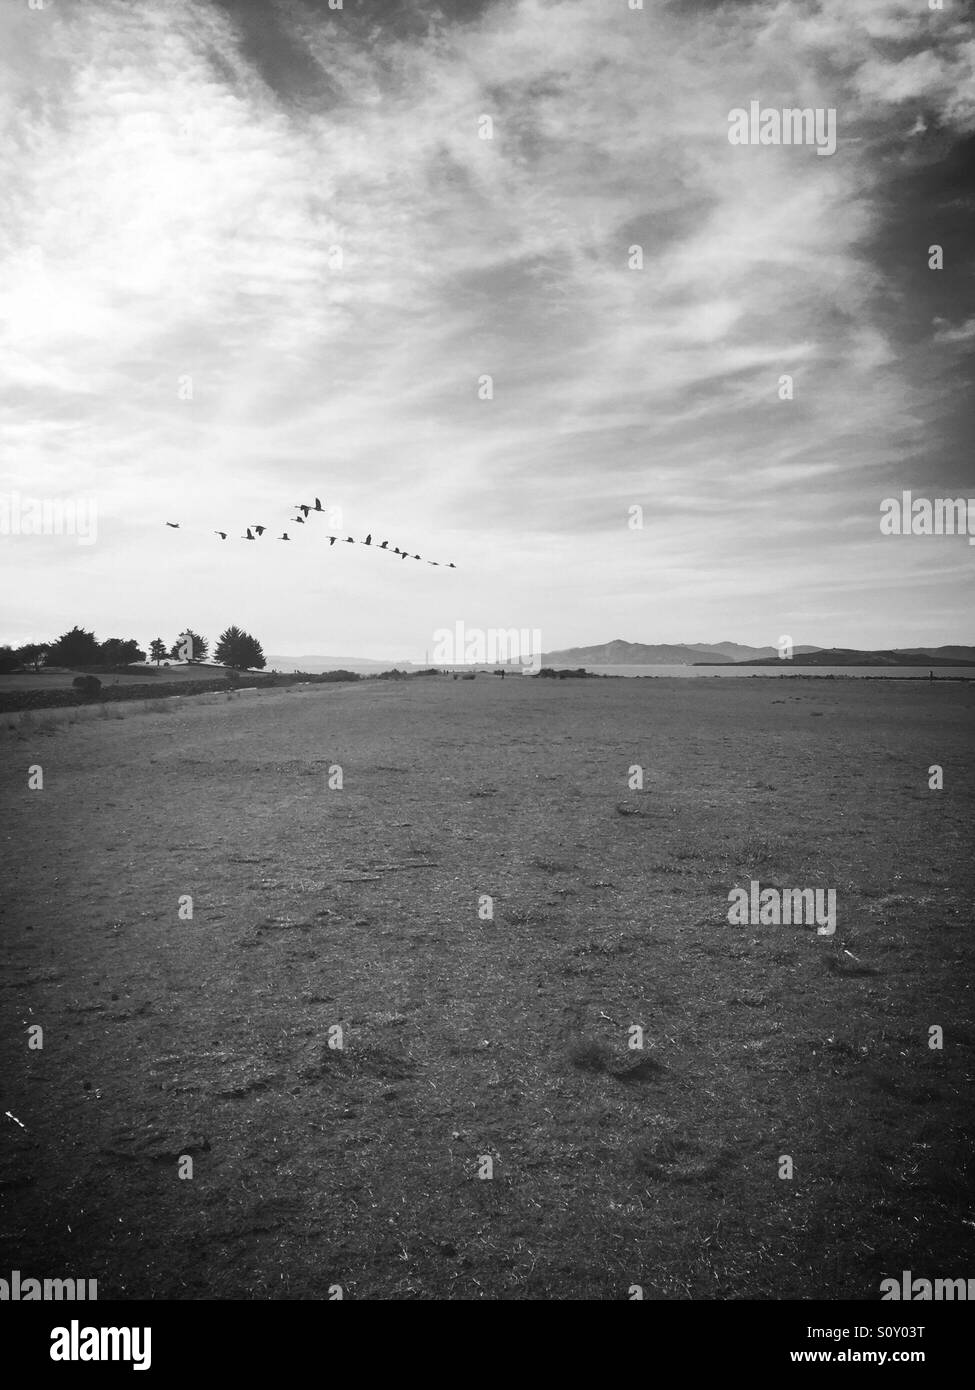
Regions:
[[16, 643, 49, 671], [215, 625, 266, 671], [149, 638, 168, 666], [47, 626, 100, 667], [170, 629, 208, 662], [99, 637, 147, 666], [0, 645, 18, 674]]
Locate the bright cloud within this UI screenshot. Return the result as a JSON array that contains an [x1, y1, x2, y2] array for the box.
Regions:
[[1, 0, 972, 656]]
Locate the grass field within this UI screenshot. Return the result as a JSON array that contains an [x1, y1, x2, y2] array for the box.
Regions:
[[1, 677, 972, 1300], [0, 663, 233, 691]]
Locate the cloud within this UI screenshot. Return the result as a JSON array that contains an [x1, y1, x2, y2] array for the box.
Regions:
[[933, 315, 975, 346], [1, 0, 973, 652]]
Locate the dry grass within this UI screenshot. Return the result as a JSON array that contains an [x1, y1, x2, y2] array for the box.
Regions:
[[0, 676, 972, 1299]]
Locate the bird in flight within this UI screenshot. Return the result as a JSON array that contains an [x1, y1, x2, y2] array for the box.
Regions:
[[164, 503, 458, 568]]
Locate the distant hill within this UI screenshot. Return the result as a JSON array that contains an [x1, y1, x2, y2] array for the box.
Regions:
[[892, 646, 975, 663], [538, 639, 821, 666], [540, 640, 710, 665], [266, 654, 417, 673], [688, 641, 822, 661], [714, 648, 975, 668]]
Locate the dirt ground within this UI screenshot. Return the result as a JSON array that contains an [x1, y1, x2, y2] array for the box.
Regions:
[[1, 676, 972, 1299]]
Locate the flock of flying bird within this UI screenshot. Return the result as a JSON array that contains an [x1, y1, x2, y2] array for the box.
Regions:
[[164, 498, 457, 567]]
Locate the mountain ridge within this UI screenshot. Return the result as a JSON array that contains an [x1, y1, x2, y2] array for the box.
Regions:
[[538, 639, 823, 665], [538, 640, 975, 666]]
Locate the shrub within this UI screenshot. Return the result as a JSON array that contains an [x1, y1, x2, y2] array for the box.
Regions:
[[72, 674, 102, 699]]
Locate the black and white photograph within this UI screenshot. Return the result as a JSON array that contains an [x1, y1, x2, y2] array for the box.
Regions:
[[1, 0, 973, 1349]]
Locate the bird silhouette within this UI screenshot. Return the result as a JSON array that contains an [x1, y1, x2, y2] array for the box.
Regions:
[[252, 525, 266, 536], [345, 536, 355, 543], [165, 522, 180, 528], [380, 540, 388, 549], [414, 554, 421, 560], [428, 560, 439, 566], [400, 549, 408, 559], [243, 528, 256, 540], [295, 504, 311, 516], [447, 562, 456, 568], [215, 531, 227, 540], [291, 516, 305, 524], [328, 536, 337, 546], [278, 533, 290, 541], [313, 498, 324, 511], [364, 534, 372, 545]]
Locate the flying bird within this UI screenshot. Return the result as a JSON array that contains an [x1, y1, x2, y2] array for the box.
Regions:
[[278, 533, 290, 541], [214, 531, 227, 540], [314, 498, 324, 511], [291, 516, 305, 524], [295, 504, 311, 516], [345, 536, 355, 543], [252, 525, 266, 536], [380, 540, 388, 549], [328, 536, 337, 546], [364, 534, 372, 545], [165, 522, 180, 528], [243, 528, 256, 540]]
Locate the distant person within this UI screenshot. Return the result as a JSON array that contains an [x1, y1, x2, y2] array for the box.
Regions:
[[930, 669, 934, 683]]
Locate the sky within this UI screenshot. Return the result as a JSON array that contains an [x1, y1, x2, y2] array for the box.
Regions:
[[1, 0, 973, 660]]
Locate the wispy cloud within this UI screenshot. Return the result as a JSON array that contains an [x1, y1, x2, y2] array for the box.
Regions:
[[1, 0, 972, 654]]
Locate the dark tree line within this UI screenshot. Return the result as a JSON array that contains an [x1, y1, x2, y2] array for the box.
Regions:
[[1, 624, 266, 673]]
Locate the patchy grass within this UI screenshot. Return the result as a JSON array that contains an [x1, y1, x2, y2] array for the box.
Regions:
[[0, 676, 972, 1299]]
